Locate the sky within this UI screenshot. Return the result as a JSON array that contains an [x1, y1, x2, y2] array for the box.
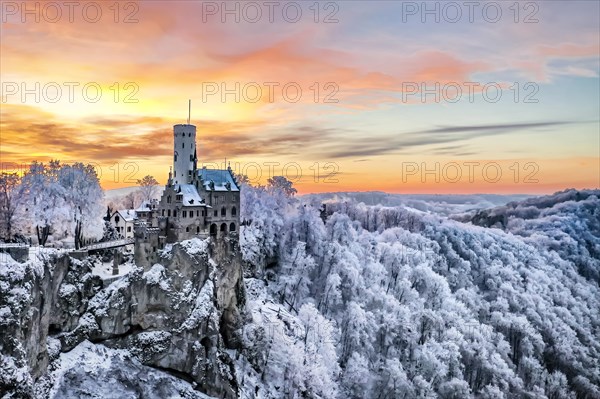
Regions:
[[0, 0, 599, 194]]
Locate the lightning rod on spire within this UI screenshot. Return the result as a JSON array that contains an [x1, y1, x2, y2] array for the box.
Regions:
[[187, 99, 191, 125]]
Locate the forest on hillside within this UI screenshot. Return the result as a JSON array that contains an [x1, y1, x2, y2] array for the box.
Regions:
[[236, 184, 600, 398]]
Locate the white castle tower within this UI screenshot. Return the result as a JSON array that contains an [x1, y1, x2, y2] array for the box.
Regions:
[[172, 101, 197, 185], [173, 124, 196, 185]]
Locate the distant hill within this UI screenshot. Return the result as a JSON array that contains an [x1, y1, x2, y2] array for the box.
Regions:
[[302, 191, 533, 216], [104, 186, 139, 200]]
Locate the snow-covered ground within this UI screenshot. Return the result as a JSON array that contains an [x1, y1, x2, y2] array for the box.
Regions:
[[91, 256, 135, 282]]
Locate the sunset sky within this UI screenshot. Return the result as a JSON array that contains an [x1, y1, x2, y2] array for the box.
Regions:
[[1, 0, 598, 194]]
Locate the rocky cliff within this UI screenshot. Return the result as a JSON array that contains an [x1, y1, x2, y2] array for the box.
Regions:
[[0, 237, 245, 399]]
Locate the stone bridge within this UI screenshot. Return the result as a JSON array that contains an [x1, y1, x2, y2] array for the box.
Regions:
[[70, 238, 135, 259], [0, 243, 29, 263]]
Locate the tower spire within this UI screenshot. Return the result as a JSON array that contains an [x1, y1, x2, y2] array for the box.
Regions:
[[187, 99, 191, 125]]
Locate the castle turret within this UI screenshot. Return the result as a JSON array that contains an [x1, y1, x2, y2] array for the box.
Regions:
[[134, 221, 164, 270], [173, 124, 196, 185]]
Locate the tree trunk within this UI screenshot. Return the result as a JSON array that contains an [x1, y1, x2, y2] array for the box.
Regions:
[[5, 217, 12, 241], [37, 225, 50, 246], [74, 220, 83, 250]]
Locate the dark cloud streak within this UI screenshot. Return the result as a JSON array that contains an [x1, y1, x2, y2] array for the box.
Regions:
[[323, 121, 577, 159]]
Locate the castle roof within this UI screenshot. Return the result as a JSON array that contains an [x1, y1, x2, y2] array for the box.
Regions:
[[175, 183, 204, 207], [135, 200, 155, 212], [114, 209, 137, 222], [198, 168, 240, 192]]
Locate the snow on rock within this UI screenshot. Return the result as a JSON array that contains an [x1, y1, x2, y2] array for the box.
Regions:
[[179, 279, 215, 331], [180, 237, 210, 256], [58, 283, 77, 299], [42, 340, 217, 399], [54, 239, 243, 398], [143, 263, 171, 291], [0, 252, 101, 397]]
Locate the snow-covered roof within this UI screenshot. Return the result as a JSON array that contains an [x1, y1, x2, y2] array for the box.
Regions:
[[175, 184, 204, 207], [114, 209, 137, 222], [198, 168, 240, 192], [135, 200, 153, 212]]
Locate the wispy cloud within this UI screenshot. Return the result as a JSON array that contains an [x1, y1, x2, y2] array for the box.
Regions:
[[321, 121, 578, 159]]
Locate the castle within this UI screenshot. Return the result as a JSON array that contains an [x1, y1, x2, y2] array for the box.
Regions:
[[134, 123, 241, 267]]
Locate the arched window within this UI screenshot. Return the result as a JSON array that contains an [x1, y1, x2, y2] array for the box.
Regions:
[[182, 142, 185, 148], [162, 209, 165, 217], [173, 210, 177, 217], [196, 226, 200, 233], [221, 207, 226, 217], [231, 207, 237, 217], [220, 223, 227, 234], [167, 195, 171, 204], [229, 223, 236, 232], [186, 226, 190, 232], [174, 152, 178, 162], [168, 209, 171, 217], [210, 224, 217, 236]]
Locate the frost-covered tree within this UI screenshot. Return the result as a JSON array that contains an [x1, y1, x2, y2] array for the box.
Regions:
[[276, 242, 315, 312], [19, 161, 69, 246], [136, 175, 159, 202], [0, 173, 22, 241], [240, 178, 297, 275], [58, 163, 104, 249], [267, 176, 297, 197], [19, 161, 104, 247], [123, 191, 138, 209], [238, 189, 600, 398]]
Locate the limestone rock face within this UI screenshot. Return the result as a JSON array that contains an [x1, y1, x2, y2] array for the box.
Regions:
[[46, 340, 216, 399], [0, 238, 245, 399], [0, 252, 101, 398]]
